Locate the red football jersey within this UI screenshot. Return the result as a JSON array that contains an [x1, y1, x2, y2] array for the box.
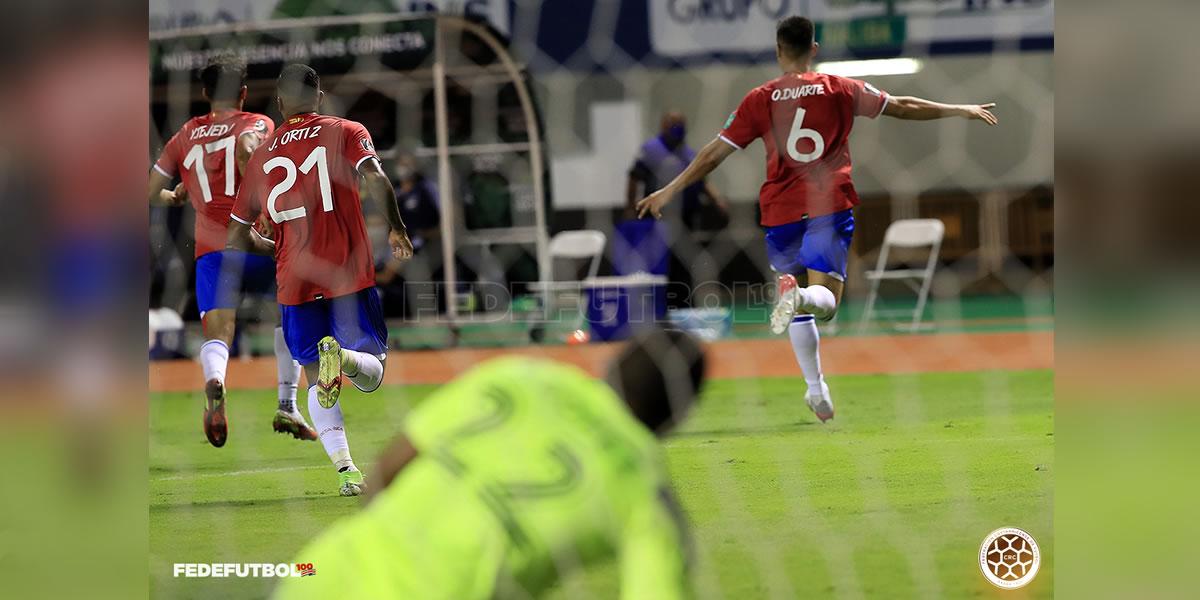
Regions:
[[718, 72, 889, 226], [154, 110, 274, 257], [232, 113, 379, 306]]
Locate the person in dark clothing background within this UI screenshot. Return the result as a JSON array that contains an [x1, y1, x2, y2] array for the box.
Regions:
[[372, 154, 441, 318]]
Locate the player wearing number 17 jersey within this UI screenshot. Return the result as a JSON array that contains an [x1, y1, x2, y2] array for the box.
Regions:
[[636, 16, 998, 423], [147, 53, 316, 448], [229, 64, 414, 496]]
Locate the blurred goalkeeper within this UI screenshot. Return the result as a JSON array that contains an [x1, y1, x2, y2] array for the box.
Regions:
[[275, 326, 706, 600], [637, 16, 998, 423]]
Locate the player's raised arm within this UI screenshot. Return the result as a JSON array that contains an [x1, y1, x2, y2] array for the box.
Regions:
[[358, 157, 414, 261], [636, 137, 736, 219], [882, 97, 998, 125]]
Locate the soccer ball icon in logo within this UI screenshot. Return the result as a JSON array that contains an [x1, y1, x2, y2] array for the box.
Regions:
[[979, 527, 1041, 589]]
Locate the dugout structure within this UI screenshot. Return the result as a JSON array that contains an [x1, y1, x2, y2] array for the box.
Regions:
[[150, 14, 552, 331]]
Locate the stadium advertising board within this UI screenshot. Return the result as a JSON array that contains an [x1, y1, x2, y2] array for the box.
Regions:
[[150, 0, 511, 36], [150, 17, 436, 86], [650, 0, 1054, 56]]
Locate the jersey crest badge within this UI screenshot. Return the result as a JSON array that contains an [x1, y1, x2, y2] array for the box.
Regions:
[[724, 111, 737, 128]]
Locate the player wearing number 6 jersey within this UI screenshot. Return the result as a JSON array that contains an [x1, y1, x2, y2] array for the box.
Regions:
[[229, 64, 414, 496], [636, 16, 998, 423], [147, 53, 317, 447]]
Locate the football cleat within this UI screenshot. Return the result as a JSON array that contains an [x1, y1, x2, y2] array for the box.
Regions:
[[338, 469, 366, 497], [805, 380, 835, 423], [272, 410, 317, 441], [316, 336, 343, 409], [203, 378, 228, 447], [770, 274, 801, 335]]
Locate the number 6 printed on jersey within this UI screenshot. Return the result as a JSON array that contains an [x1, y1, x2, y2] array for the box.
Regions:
[[785, 107, 825, 163]]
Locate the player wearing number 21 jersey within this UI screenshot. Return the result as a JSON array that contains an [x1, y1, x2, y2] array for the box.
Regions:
[[636, 16, 998, 424], [229, 64, 414, 496]]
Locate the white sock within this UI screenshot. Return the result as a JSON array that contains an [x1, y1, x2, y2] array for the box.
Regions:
[[787, 315, 825, 390], [199, 340, 229, 384], [274, 327, 300, 413], [307, 384, 356, 471], [341, 349, 384, 393], [798, 284, 837, 320]]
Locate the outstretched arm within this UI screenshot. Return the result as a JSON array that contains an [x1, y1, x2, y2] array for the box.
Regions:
[[636, 137, 736, 219], [359, 158, 414, 261], [882, 97, 998, 124]]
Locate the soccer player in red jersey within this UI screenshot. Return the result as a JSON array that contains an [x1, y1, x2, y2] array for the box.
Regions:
[[636, 16, 998, 423], [148, 54, 317, 447], [228, 64, 414, 496]]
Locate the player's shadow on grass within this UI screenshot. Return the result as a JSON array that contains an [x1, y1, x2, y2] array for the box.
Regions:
[[673, 420, 824, 439]]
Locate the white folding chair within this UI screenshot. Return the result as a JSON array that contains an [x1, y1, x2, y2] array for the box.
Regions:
[[530, 230, 607, 335], [859, 219, 945, 332], [548, 230, 606, 280]]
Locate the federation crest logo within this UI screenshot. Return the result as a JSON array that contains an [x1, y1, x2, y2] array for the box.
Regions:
[[253, 119, 267, 132], [361, 138, 374, 153], [724, 111, 737, 128], [979, 527, 1041, 589]]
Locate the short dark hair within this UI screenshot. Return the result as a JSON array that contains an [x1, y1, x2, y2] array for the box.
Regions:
[[277, 63, 321, 105], [200, 53, 247, 102], [607, 326, 707, 434], [776, 16, 815, 57]]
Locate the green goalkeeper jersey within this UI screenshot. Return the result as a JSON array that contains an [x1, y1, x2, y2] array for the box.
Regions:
[[276, 356, 691, 600]]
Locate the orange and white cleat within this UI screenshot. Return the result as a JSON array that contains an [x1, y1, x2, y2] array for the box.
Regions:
[[272, 410, 318, 441], [770, 274, 801, 335], [203, 379, 229, 447], [805, 380, 835, 423]]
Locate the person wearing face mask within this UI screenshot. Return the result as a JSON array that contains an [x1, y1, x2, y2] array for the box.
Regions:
[[617, 112, 728, 307], [624, 111, 728, 226]]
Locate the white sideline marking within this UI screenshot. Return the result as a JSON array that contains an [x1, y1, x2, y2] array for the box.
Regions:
[[152, 465, 327, 482]]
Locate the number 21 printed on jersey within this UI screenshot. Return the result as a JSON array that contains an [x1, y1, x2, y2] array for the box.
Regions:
[[264, 146, 334, 223]]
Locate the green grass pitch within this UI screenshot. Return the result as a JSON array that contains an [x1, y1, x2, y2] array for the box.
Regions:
[[150, 369, 1053, 598]]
